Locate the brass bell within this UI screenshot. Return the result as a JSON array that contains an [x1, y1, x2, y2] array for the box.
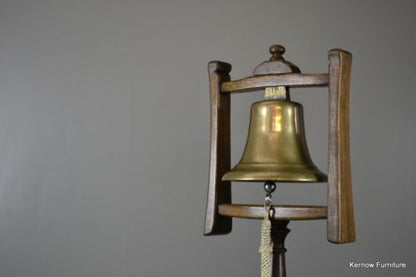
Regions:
[[222, 91, 327, 182]]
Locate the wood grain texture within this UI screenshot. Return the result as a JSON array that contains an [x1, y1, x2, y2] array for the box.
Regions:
[[204, 61, 232, 235], [221, 73, 329, 93], [218, 204, 327, 221], [327, 49, 356, 243], [253, 60, 300, 75]]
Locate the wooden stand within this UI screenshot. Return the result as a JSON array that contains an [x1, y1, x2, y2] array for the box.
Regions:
[[204, 45, 355, 276]]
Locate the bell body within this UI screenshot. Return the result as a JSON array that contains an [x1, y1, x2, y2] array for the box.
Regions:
[[223, 100, 327, 182]]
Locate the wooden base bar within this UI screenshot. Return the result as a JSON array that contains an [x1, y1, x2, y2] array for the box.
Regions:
[[218, 204, 327, 221]]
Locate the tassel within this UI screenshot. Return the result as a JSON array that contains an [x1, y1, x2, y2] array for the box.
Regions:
[[259, 208, 273, 277]]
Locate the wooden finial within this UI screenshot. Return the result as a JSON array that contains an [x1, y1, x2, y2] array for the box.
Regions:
[[253, 44, 300, 75], [269, 45, 286, 61]]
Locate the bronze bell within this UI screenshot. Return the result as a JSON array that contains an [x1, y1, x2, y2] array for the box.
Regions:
[[223, 94, 327, 182]]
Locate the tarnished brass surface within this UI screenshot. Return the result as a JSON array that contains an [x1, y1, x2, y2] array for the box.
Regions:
[[222, 100, 327, 182]]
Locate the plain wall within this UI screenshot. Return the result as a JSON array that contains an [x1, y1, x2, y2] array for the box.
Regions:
[[0, 0, 415, 276]]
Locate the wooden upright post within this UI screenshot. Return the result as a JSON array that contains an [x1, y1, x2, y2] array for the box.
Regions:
[[204, 61, 233, 235]]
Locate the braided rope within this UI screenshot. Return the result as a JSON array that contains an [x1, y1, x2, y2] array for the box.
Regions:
[[259, 209, 273, 277]]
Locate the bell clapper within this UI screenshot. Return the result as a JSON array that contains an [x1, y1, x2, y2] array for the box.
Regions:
[[263, 181, 276, 220]]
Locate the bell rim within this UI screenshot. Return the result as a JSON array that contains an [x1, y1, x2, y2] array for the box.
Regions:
[[222, 163, 328, 183], [222, 175, 328, 183]]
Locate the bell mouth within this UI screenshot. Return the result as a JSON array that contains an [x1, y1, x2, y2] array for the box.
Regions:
[[222, 163, 327, 183]]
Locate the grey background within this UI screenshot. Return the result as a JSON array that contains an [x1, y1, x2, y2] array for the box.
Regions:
[[0, 0, 415, 276]]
